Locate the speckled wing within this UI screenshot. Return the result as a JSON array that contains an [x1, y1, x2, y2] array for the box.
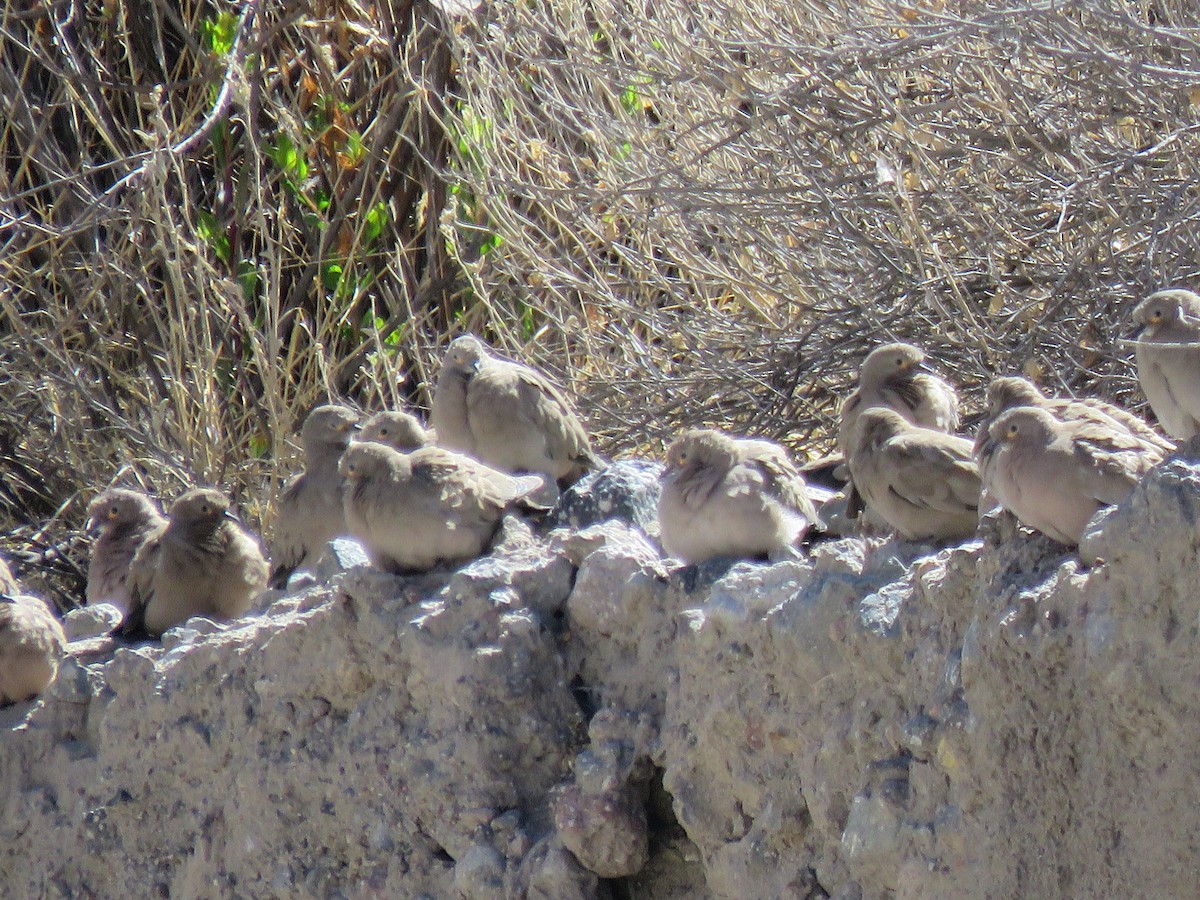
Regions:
[[1070, 399, 1175, 454], [837, 388, 866, 458], [268, 474, 307, 588], [879, 433, 981, 515], [737, 441, 820, 526], [466, 362, 596, 480], [1070, 423, 1159, 505], [411, 448, 541, 523]]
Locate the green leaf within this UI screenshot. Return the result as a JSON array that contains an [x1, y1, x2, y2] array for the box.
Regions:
[[196, 210, 231, 264], [343, 131, 365, 166], [270, 134, 309, 182], [321, 262, 344, 291], [236, 259, 258, 302], [363, 201, 390, 245], [620, 85, 641, 114], [201, 12, 237, 55], [480, 232, 504, 256], [248, 433, 271, 460]]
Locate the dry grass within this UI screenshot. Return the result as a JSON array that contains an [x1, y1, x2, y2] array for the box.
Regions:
[[2, 0, 1199, 606]]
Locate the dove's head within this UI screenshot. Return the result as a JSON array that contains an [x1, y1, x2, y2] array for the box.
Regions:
[[1134, 288, 1200, 338], [990, 407, 1057, 447], [301, 404, 361, 454], [986, 376, 1044, 417], [858, 342, 926, 389], [339, 441, 405, 484], [86, 488, 162, 537], [664, 428, 738, 475], [170, 489, 238, 534], [360, 411, 429, 452], [443, 335, 488, 377]]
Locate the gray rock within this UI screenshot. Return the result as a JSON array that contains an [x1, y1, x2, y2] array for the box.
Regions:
[[63, 603, 123, 641], [7, 459, 1200, 898], [549, 460, 663, 536]]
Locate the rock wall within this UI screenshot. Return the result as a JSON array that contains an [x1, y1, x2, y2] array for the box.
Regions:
[[3, 460, 1200, 898]]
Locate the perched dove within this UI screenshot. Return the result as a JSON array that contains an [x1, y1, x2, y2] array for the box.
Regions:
[[983, 406, 1163, 547], [658, 428, 822, 564], [848, 407, 981, 541], [431, 334, 600, 489], [0, 555, 18, 595], [360, 410, 434, 452], [85, 488, 167, 614], [340, 441, 545, 573], [838, 342, 960, 459], [838, 342, 961, 519], [122, 489, 269, 638], [269, 404, 360, 588], [0, 594, 66, 705], [1132, 288, 1200, 440], [973, 376, 1173, 464]]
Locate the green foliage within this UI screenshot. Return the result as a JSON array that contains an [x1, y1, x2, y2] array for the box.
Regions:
[[201, 11, 238, 56]]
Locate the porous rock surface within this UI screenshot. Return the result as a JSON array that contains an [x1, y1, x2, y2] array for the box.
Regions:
[[3, 459, 1200, 897]]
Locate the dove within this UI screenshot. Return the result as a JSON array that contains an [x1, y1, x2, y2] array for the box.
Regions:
[[838, 342, 961, 520], [973, 376, 1173, 464], [360, 410, 434, 452], [122, 488, 269, 638], [269, 404, 360, 588], [431, 334, 600, 489], [848, 407, 981, 541], [85, 488, 167, 614], [339, 441, 546, 573], [657, 428, 822, 564], [1131, 288, 1200, 440], [983, 406, 1163, 547], [0, 594, 66, 705], [838, 342, 960, 459]]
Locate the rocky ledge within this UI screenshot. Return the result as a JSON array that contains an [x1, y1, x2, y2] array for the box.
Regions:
[[2, 459, 1200, 898]]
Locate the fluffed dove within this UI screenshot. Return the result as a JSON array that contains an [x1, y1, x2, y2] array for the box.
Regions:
[[658, 428, 822, 564], [85, 488, 167, 614], [0, 594, 66, 705], [360, 410, 434, 452], [983, 406, 1163, 547], [1132, 288, 1200, 439], [122, 488, 269, 638], [973, 376, 1173, 462], [431, 334, 600, 488], [269, 404, 360, 588], [838, 342, 960, 519], [339, 441, 546, 573], [838, 342, 960, 458], [848, 407, 981, 541]]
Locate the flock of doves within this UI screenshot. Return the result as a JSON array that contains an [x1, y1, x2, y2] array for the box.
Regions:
[[1, 287, 1199, 706]]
